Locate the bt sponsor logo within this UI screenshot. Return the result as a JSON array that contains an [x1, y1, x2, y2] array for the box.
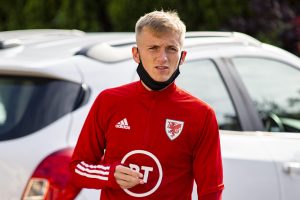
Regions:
[[121, 150, 163, 197]]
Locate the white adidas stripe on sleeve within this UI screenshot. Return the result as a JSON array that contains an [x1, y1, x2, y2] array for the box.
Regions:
[[75, 161, 110, 181], [77, 164, 109, 175], [75, 169, 109, 181], [80, 161, 110, 170]]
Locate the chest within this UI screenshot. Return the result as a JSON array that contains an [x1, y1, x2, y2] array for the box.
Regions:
[[102, 96, 199, 163]]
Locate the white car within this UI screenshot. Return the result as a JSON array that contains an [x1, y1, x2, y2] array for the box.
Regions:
[[0, 29, 299, 200]]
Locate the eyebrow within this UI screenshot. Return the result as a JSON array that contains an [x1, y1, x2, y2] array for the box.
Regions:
[[146, 44, 179, 48]]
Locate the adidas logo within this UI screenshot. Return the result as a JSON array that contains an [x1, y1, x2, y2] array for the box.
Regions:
[[115, 118, 130, 130]]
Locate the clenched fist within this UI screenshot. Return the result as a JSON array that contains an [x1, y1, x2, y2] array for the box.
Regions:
[[114, 165, 145, 189]]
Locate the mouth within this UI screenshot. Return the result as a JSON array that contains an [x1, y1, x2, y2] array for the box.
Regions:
[[155, 66, 169, 71]]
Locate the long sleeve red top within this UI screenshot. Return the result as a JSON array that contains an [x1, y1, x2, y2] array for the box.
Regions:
[[70, 81, 224, 199]]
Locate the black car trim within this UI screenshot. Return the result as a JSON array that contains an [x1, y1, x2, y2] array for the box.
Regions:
[[214, 57, 265, 131]]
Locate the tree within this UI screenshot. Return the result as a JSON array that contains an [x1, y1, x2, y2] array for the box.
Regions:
[[1, 0, 300, 56]]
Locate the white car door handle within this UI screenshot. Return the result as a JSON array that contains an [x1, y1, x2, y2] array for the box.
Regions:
[[283, 162, 300, 175]]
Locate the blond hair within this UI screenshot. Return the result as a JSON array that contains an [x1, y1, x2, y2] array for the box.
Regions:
[[135, 10, 186, 47]]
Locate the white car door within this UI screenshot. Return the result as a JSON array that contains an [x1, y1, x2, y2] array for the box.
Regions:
[[231, 57, 300, 200], [221, 131, 281, 200], [261, 133, 300, 200]]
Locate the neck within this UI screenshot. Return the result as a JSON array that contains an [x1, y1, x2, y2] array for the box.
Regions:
[[141, 81, 152, 91], [140, 80, 173, 91]]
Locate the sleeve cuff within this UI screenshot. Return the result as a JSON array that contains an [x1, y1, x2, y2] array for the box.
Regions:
[[107, 162, 122, 189]]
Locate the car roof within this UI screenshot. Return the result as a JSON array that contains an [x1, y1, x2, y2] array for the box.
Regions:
[[77, 31, 263, 63], [1, 29, 300, 78], [0, 29, 264, 63], [0, 29, 133, 63]]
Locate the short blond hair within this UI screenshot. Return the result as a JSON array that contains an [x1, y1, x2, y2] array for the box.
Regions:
[[135, 10, 186, 47]]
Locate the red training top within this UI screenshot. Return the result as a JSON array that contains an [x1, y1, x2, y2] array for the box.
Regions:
[[70, 81, 224, 200]]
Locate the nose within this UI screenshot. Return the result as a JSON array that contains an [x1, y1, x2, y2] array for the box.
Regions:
[[157, 49, 168, 64]]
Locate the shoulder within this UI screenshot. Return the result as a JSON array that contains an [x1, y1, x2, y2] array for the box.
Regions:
[[93, 81, 138, 108], [174, 86, 217, 124], [99, 81, 138, 98], [175, 86, 213, 113]]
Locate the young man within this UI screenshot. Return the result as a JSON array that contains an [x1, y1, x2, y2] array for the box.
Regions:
[[70, 10, 224, 200]]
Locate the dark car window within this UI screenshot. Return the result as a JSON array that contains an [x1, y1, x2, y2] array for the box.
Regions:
[[176, 59, 241, 131], [0, 76, 83, 140], [232, 58, 300, 133]]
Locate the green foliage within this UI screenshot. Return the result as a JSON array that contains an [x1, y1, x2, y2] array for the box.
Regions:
[[0, 0, 300, 55], [0, 0, 112, 31], [107, 0, 182, 31], [106, 0, 247, 32]]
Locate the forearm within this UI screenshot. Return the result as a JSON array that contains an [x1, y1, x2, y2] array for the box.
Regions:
[[70, 160, 121, 189]]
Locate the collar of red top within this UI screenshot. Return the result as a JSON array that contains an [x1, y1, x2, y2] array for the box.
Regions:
[[136, 80, 177, 96]]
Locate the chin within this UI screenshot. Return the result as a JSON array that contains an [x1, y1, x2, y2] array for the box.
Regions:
[[155, 78, 169, 82], [153, 75, 171, 82]]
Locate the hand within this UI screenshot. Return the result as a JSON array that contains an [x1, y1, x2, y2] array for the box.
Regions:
[[114, 165, 144, 189]]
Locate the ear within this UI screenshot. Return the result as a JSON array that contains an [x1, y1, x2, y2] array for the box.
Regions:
[[132, 47, 140, 64], [179, 51, 187, 65]]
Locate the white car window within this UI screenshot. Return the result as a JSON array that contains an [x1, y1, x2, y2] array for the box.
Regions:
[[233, 58, 300, 133], [176, 59, 241, 130], [0, 76, 84, 140]]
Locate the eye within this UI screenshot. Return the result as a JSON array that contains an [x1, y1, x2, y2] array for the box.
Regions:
[[148, 46, 159, 51], [167, 46, 178, 53]]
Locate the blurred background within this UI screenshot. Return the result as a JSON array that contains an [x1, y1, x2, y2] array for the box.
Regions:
[[1, 0, 300, 56]]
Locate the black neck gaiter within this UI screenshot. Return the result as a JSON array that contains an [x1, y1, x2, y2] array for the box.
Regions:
[[137, 52, 183, 91]]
